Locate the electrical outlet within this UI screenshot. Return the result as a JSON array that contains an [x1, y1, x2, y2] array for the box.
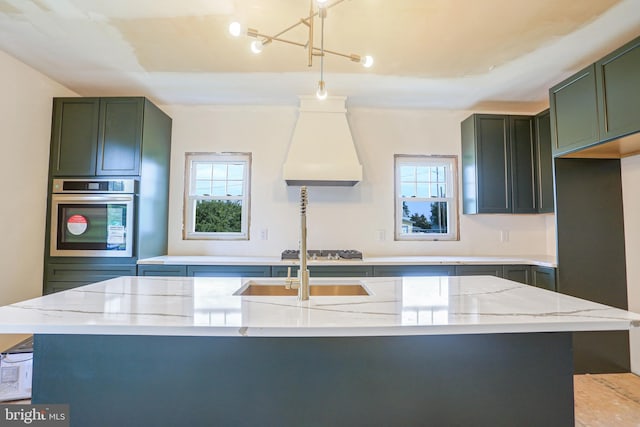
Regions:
[[376, 230, 385, 241], [260, 228, 268, 240], [500, 230, 509, 242]]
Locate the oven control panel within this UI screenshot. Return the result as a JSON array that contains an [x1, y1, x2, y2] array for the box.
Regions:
[[52, 178, 136, 194]]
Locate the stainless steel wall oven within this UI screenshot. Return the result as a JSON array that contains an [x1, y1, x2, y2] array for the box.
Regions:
[[50, 178, 136, 257]]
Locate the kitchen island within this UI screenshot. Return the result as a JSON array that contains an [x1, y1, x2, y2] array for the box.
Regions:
[[0, 275, 638, 426]]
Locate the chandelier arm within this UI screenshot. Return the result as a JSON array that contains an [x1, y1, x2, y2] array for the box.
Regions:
[[248, 32, 364, 62], [269, 37, 308, 49], [308, 0, 314, 67], [248, 31, 307, 48], [269, 18, 311, 41], [312, 47, 360, 61]]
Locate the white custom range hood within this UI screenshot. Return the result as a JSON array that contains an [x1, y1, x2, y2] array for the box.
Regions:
[[283, 96, 362, 186]]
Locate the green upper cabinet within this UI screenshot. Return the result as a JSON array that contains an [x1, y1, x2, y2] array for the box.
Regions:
[[596, 36, 640, 142], [96, 98, 143, 176], [50, 98, 100, 176], [50, 97, 145, 177], [509, 116, 537, 213], [462, 114, 510, 214], [534, 110, 554, 213], [549, 64, 600, 156], [461, 114, 537, 214]]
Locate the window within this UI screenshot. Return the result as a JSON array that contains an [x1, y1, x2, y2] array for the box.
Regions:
[[394, 155, 458, 241], [184, 153, 251, 240]]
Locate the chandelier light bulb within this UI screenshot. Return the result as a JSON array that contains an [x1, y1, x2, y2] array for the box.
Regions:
[[250, 40, 263, 54], [361, 55, 374, 68], [316, 81, 328, 100], [316, 0, 329, 8], [228, 21, 242, 37]]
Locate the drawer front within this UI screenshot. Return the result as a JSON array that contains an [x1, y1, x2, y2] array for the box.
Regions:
[[137, 265, 187, 277], [454, 265, 503, 277], [373, 265, 455, 277], [46, 263, 137, 282], [272, 266, 374, 278], [186, 265, 272, 277]]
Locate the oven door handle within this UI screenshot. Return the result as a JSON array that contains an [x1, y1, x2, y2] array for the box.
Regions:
[[51, 194, 134, 203]]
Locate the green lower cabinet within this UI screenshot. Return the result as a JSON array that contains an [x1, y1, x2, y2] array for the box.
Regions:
[[503, 265, 531, 285], [44, 282, 87, 295], [272, 265, 374, 277], [373, 265, 455, 277], [186, 265, 271, 277], [454, 265, 503, 277], [45, 262, 137, 294], [137, 265, 187, 276], [531, 266, 556, 291]]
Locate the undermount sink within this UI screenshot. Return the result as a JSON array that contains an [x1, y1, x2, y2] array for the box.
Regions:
[[235, 281, 370, 296]]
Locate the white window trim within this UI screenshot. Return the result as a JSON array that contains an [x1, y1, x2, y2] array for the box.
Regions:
[[183, 152, 251, 240], [394, 154, 459, 241]]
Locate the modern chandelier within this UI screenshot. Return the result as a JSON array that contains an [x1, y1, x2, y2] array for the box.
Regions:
[[228, 0, 374, 100]]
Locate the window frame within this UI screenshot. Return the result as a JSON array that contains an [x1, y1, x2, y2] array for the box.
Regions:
[[183, 152, 251, 240], [394, 154, 459, 241]]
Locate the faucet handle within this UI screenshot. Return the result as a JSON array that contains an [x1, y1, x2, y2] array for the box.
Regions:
[[284, 266, 299, 289]]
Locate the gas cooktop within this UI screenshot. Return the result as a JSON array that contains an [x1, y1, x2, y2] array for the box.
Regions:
[[281, 249, 363, 261]]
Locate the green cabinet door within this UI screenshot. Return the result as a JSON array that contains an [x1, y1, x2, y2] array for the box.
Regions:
[[509, 116, 536, 213], [534, 110, 555, 213], [476, 115, 511, 213], [454, 265, 503, 277], [549, 64, 600, 156], [461, 115, 511, 214], [50, 98, 100, 176], [97, 98, 144, 176], [531, 266, 556, 292], [502, 265, 531, 285], [596, 36, 640, 142]]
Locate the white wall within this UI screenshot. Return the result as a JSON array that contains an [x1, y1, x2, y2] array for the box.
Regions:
[[621, 154, 640, 375], [0, 50, 77, 351], [165, 105, 553, 257]]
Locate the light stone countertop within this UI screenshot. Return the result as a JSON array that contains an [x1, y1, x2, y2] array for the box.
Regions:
[[137, 254, 557, 267], [0, 275, 636, 337]]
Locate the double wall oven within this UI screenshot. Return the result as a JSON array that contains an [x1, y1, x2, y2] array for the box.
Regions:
[[50, 178, 136, 257]]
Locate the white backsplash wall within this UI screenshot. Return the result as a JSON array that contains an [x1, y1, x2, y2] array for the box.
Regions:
[[165, 104, 553, 257], [0, 50, 77, 351]]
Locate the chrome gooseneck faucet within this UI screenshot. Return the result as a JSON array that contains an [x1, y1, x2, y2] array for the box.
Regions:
[[285, 186, 310, 300]]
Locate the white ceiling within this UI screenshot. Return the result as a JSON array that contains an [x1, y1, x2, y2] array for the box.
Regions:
[[1, 0, 639, 109]]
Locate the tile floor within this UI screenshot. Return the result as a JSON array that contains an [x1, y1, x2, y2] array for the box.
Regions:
[[4, 374, 640, 426]]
